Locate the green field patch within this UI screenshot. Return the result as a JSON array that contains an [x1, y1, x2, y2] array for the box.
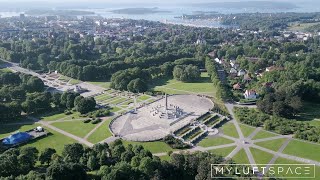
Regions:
[[69, 78, 81, 85], [221, 122, 239, 138], [87, 119, 113, 144], [109, 107, 121, 113], [239, 124, 256, 138], [283, 140, 320, 162], [123, 141, 173, 154], [198, 136, 234, 147], [158, 155, 171, 161], [0, 68, 12, 73], [232, 148, 250, 164], [121, 99, 134, 105], [51, 121, 98, 138], [88, 81, 111, 89], [250, 147, 274, 164], [95, 94, 113, 101], [252, 130, 277, 140], [0, 123, 38, 139], [208, 146, 236, 157], [0, 123, 77, 154], [109, 97, 128, 105], [297, 102, 320, 127], [23, 127, 77, 154], [137, 95, 151, 101], [272, 157, 320, 179], [255, 138, 287, 152], [38, 112, 70, 121]]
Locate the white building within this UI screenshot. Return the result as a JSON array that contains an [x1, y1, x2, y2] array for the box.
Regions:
[[243, 90, 257, 99]]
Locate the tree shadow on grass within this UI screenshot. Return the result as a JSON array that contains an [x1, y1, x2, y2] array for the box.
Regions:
[[0, 121, 36, 138], [147, 76, 173, 90]]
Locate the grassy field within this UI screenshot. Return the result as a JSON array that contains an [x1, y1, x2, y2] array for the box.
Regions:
[[23, 127, 77, 154], [38, 112, 70, 121], [198, 136, 234, 147], [87, 119, 113, 143], [0, 68, 12, 73], [297, 102, 320, 127], [110, 107, 121, 113], [122, 141, 174, 154], [137, 95, 152, 101], [287, 22, 320, 32], [255, 138, 287, 152], [273, 157, 320, 179], [0, 123, 38, 139], [69, 79, 81, 85], [232, 148, 250, 164], [208, 146, 236, 157], [87, 81, 111, 89], [252, 130, 277, 140], [0, 123, 77, 154], [158, 155, 171, 161], [239, 124, 256, 138], [152, 72, 216, 97], [250, 147, 274, 164], [51, 121, 97, 138], [282, 140, 320, 162], [221, 122, 239, 138]]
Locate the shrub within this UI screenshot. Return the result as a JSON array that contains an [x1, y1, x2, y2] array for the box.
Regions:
[[163, 135, 190, 149], [91, 118, 102, 124], [83, 119, 91, 123]]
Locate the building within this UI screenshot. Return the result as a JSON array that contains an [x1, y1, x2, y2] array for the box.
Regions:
[[214, 58, 223, 64], [243, 90, 257, 99], [233, 83, 242, 90], [237, 69, 246, 76]]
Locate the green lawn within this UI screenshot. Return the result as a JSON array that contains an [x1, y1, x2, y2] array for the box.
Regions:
[[0, 68, 12, 73], [122, 141, 174, 154], [87, 119, 113, 144], [38, 112, 71, 121], [0, 123, 38, 139], [250, 147, 274, 164], [0, 123, 77, 154], [198, 136, 234, 147], [252, 130, 277, 140], [232, 148, 250, 164], [110, 107, 121, 113], [51, 121, 97, 138], [109, 98, 128, 105], [137, 95, 152, 101], [283, 140, 320, 162], [69, 79, 81, 85], [273, 157, 319, 179], [255, 138, 287, 152], [152, 72, 216, 96], [221, 122, 239, 138], [95, 94, 113, 101], [158, 155, 171, 161], [298, 102, 320, 127], [208, 146, 236, 157], [23, 127, 77, 154], [239, 124, 256, 138], [87, 81, 111, 89]]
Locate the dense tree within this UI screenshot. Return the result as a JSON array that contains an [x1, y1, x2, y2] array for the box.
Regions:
[[173, 64, 200, 82]]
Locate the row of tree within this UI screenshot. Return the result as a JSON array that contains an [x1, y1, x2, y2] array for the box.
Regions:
[[0, 140, 256, 179]]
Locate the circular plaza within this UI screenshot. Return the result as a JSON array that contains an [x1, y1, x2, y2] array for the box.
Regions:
[[110, 94, 214, 141]]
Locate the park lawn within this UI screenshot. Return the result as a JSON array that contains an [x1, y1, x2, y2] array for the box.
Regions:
[[221, 122, 239, 138], [88, 81, 111, 89], [39, 112, 71, 121], [87, 119, 113, 144], [239, 124, 256, 138], [122, 141, 174, 154], [109, 106, 121, 113], [58, 75, 71, 82], [232, 148, 250, 164], [69, 78, 81, 85], [153, 86, 187, 95], [95, 94, 113, 101], [109, 98, 128, 105], [287, 22, 320, 32], [137, 95, 152, 101], [273, 157, 320, 179], [252, 130, 277, 140], [282, 140, 320, 162], [121, 99, 134, 105], [51, 121, 97, 138], [104, 97, 122, 103], [198, 136, 234, 147], [23, 127, 77, 154], [255, 138, 287, 152], [158, 155, 171, 161], [249, 147, 274, 164], [0, 123, 38, 139], [208, 146, 236, 157], [0, 68, 12, 73], [297, 102, 320, 127]]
